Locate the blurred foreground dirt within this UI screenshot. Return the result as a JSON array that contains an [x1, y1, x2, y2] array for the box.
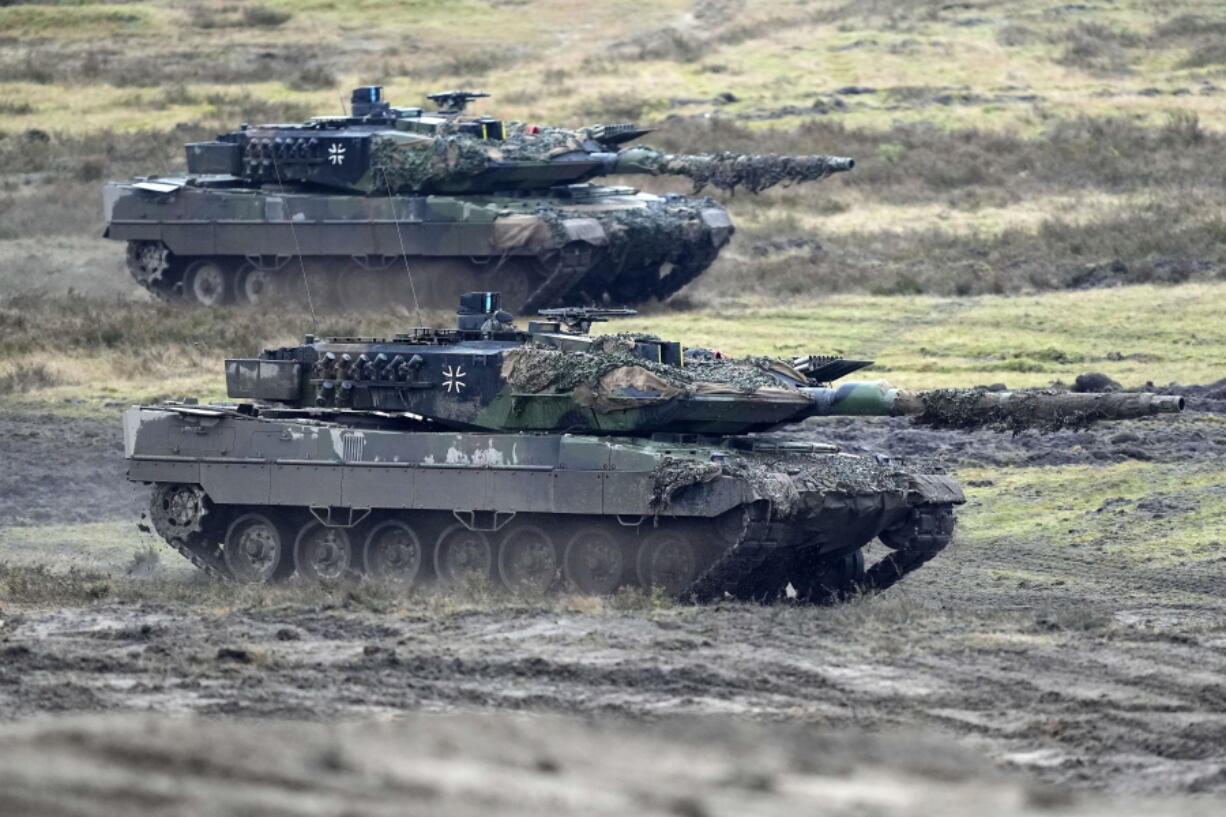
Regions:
[[0, 713, 1221, 817]]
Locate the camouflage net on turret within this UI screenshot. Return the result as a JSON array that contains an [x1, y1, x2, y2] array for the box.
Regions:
[[497, 124, 588, 160], [369, 135, 491, 193], [503, 342, 788, 396], [369, 124, 610, 192]]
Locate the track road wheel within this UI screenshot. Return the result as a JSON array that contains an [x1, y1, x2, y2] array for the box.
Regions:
[[183, 259, 234, 306], [497, 524, 558, 592], [434, 524, 493, 586], [563, 524, 627, 595], [335, 266, 389, 311], [294, 520, 356, 582], [224, 512, 291, 583], [637, 526, 701, 596], [363, 518, 425, 587], [237, 263, 280, 306]]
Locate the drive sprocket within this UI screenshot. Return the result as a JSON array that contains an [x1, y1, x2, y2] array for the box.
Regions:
[[147, 483, 230, 580], [126, 241, 171, 287], [149, 483, 208, 542]]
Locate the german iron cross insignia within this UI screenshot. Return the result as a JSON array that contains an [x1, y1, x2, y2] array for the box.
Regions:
[[442, 364, 467, 393]]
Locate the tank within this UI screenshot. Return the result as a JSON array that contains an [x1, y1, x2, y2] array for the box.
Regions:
[[103, 86, 854, 310], [124, 293, 1183, 601]]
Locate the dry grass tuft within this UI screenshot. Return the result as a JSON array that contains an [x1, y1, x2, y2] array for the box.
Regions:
[[0, 363, 61, 394]]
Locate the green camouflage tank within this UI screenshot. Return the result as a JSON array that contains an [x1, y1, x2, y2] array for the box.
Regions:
[[124, 293, 1183, 602], [103, 87, 853, 310]]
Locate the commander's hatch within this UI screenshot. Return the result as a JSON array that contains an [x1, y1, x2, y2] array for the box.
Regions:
[[133, 180, 183, 195], [792, 355, 873, 384], [587, 123, 652, 146]]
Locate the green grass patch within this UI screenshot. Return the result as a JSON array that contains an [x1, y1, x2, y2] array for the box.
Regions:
[[620, 283, 1226, 389], [957, 461, 1226, 567], [0, 4, 152, 38], [0, 521, 170, 573]]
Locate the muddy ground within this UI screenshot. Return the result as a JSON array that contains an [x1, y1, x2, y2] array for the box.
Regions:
[[0, 387, 1224, 813]]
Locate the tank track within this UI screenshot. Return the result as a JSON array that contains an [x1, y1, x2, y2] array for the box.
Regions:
[[862, 503, 956, 594], [687, 521, 774, 603], [164, 533, 231, 581], [685, 502, 956, 603], [144, 487, 955, 601], [126, 244, 713, 311]]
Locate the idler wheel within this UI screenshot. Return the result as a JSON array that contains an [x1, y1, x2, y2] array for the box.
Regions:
[[183, 259, 234, 307], [434, 524, 493, 585], [224, 512, 291, 583], [294, 520, 356, 582], [363, 518, 425, 587], [496, 524, 558, 592], [636, 527, 701, 596], [563, 525, 626, 595]]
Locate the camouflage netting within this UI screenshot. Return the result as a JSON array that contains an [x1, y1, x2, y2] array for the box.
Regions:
[[599, 199, 715, 265], [502, 343, 787, 397], [728, 453, 911, 517], [370, 123, 611, 192], [533, 196, 719, 259], [909, 388, 1159, 433], [649, 450, 912, 517], [623, 148, 850, 194], [649, 456, 722, 510], [588, 333, 662, 354], [369, 134, 491, 193], [497, 124, 588, 160]]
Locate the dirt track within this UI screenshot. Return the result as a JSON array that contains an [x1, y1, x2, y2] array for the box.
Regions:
[[1, 391, 1224, 809]]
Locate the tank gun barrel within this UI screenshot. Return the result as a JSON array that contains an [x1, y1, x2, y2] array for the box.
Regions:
[[608, 146, 855, 193], [799, 382, 1184, 430]]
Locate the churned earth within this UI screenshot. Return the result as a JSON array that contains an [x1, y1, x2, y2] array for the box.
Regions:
[[0, 385, 1223, 812]]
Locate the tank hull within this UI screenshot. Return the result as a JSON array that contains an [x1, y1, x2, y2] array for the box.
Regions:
[[103, 181, 732, 310], [125, 406, 963, 601]]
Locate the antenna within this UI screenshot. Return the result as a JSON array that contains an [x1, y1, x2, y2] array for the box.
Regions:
[[267, 151, 318, 327], [382, 172, 424, 325]]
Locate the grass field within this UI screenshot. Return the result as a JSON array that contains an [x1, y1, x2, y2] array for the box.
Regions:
[[1, 0, 1225, 295]]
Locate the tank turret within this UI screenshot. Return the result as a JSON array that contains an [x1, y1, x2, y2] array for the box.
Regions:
[[226, 292, 1182, 435], [187, 86, 853, 196]]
